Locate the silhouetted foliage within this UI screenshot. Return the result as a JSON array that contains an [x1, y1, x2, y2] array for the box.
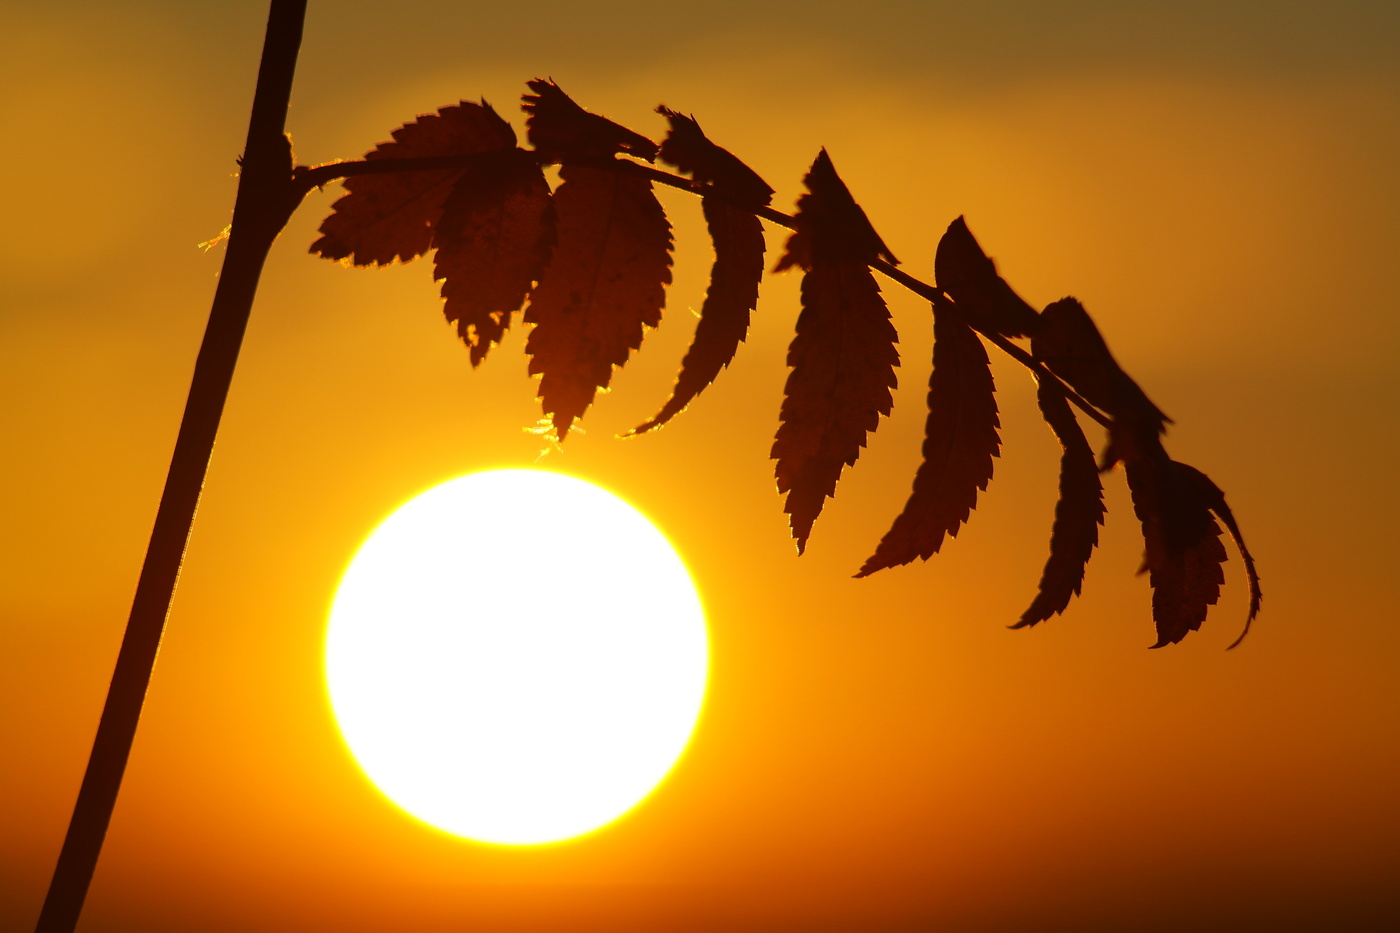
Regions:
[[857, 303, 998, 578], [771, 150, 900, 554], [311, 80, 1261, 647], [630, 108, 771, 436], [1012, 379, 1105, 629]]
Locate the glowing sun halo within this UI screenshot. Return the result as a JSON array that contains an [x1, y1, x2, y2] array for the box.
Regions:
[[325, 469, 709, 845]]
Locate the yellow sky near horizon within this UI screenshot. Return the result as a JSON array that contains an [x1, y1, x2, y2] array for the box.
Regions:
[[3, 2, 1399, 931]]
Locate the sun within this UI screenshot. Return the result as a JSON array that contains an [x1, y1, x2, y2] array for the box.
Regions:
[[324, 468, 709, 845]]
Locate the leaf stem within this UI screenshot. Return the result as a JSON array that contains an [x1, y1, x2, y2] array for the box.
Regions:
[[867, 260, 1113, 430]]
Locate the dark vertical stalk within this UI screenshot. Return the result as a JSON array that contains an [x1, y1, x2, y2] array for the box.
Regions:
[[35, 2, 308, 930]]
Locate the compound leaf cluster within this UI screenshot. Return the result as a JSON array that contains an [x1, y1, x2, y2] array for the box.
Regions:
[[311, 80, 1261, 648]]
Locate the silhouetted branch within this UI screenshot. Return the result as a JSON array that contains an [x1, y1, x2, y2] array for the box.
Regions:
[[869, 259, 1113, 430], [302, 153, 1113, 431], [294, 152, 504, 192], [36, 3, 308, 932]]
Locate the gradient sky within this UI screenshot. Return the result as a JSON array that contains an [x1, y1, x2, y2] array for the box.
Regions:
[[3, 1, 1398, 930]]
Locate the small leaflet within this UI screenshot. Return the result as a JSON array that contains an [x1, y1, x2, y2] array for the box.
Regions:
[[654, 107, 774, 208], [311, 101, 517, 265], [1012, 379, 1105, 627], [524, 164, 673, 440], [632, 199, 765, 434], [632, 109, 773, 434], [1032, 297, 1170, 464], [934, 217, 1041, 338], [1174, 461, 1263, 648], [522, 79, 657, 163], [432, 148, 556, 366], [775, 150, 897, 271], [1120, 442, 1229, 647], [857, 306, 1000, 576], [771, 151, 899, 553]]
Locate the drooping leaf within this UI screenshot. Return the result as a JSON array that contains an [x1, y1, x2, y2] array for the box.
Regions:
[[522, 79, 657, 163], [857, 306, 999, 576], [772, 151, 899, 553], [632, 199, 765, 434], [1120, 443, 1228, 647], [1012, 379, 1105, 627], [1174, 461, 1263, 648], [934, 217, 1041, 338], [632, 110, 773, 434], [311, 101, 517, 265], [432, 149, 556, 366], [524, 164, 673, 440], [1035, 297, 1234, 645], [1032, 297, 1170, 466]]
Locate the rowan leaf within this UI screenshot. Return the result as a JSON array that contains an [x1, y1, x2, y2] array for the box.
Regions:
[[311, 101, 516, 265], [632, 199, 765, 434], [774, 149, 897, 272], [1032, 297, 1169, 466], [1174, 461, 1263, 648], [1120, 444, 1228, 647], [654, 107, 774, 208], [432, 149, 555, 367], [524, 164, 673, 440], [1011, 379, 1105, 627], [632, 110, 772, 435], [934, 217, 1041, 338], [857, 306, 999, 576], [522, 79, 657, 163], [772, 151, 899, 553]]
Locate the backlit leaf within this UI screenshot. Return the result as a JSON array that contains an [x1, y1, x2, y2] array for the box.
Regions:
[[632, 110, 772, 434], [857, 306, 999, 576], [524, 164, 673, 440], [432, 149, 555, 367], [1174, 461, 1263, 648], [655, 107, 774, 208], [311, 101, 516, 265], [934, 217, 1041, 338], [1032, 297, 1169, 466], [774, 149, 897, 273], [1012, 379, 1105, 627], [772, 152, 899, 553], [522, 79, 657, 163], [632, 199, 765, 434], [1120, 443, 1228, 647]]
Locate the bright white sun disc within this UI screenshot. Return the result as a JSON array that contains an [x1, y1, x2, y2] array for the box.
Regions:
[[325, 469, 709, 845]]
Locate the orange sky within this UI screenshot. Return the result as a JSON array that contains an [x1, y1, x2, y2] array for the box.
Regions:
[[3, 1, 1399, 930]]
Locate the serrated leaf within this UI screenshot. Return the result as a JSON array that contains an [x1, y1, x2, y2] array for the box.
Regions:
[[772, 152, 899, 553], [774, 149, 897, 272], [934, 217, 1041, 338], [857, 306, 999, 576], [1012, 379, 1105, 627], [311, 101, 516, 266], [631, 111, 773, 434], [632, 199, 765, 434], [1032, 297, 1169, 466], [522, 79, 657, 163], [1121, 445, 1228, 647], [432, 149, 555, 367], [1174, 461, 1263, 648], [655, 107, 774, 208], [524, 164, 672, 440]]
